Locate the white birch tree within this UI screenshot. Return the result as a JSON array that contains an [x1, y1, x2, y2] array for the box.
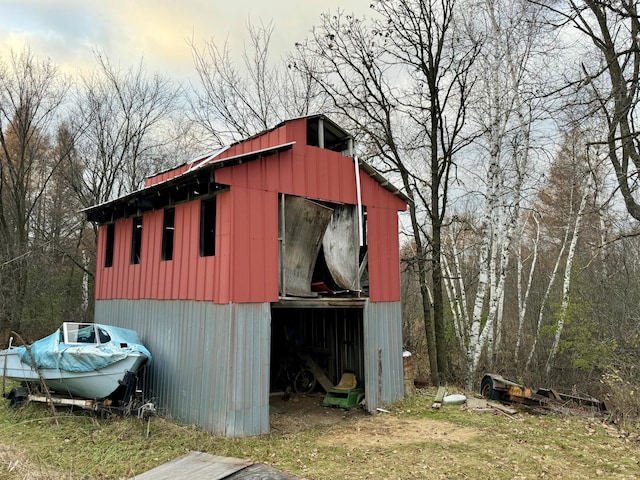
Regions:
[[448, 0, 552, 388]]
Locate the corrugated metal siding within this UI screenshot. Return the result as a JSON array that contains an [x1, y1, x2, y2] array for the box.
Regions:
[[363, 301, 404, 411], [94, 299, 271, 437]]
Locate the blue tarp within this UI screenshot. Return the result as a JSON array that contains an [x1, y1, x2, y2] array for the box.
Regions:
[[16, 324, 152, 372]]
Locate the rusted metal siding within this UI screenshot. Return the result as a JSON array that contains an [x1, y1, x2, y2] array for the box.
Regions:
[[363, 301, 404, 411], [94, 299, 271, 437]]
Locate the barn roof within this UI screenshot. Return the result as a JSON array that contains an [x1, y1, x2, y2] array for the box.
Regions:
[[83, 116, 409, 224]]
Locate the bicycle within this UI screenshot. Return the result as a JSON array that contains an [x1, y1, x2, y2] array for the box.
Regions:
[[272, 355, 317, 394]]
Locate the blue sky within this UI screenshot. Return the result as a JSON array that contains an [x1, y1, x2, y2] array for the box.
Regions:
[[0, 0, 370, 79]]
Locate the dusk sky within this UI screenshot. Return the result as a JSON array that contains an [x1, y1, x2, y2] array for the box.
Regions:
[[0, 0, 371, 80]]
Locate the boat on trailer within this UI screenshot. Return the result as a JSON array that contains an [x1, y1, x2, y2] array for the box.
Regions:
[[0, 322, 151, 402]]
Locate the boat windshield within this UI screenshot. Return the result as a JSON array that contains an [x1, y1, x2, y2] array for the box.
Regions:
[[62, 323, 111, 345]]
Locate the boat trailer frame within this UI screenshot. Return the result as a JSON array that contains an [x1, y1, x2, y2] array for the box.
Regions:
[[3, 367, 155, 418], [480, 373, 608, 412]]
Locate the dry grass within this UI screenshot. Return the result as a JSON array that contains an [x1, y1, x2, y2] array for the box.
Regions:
[[0, 390, 638, 479]]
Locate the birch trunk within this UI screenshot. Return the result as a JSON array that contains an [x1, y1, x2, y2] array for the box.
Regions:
[[545, 175, 592, 373], [515, 213, 539, 364]]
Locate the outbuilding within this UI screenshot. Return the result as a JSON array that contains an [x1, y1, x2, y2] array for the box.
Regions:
[[84, 115, 408, 436]]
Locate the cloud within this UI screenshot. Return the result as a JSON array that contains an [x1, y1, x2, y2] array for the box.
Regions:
[[0, 0, 372, 80]]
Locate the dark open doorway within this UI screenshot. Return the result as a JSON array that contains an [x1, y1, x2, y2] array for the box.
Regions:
[[269, 304, 365, 396]]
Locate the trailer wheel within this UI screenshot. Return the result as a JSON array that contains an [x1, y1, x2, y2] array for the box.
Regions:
[[481, 375, 497, 400], [6, 387, 27, 408]]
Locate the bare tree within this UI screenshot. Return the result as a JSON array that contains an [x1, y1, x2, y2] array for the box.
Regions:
[[294, 0, 479, 384], [548, 0, 640, 221], [189, 20, 327, 144], [0, 48, 69, 335], [69, 53, 182, 208]]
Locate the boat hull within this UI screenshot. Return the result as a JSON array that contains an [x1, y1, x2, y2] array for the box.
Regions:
[[0, 349, 148, 399]]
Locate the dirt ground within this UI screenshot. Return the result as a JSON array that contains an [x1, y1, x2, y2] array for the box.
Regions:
[[268, 391, 479, 445], [269, 392, 365, 435]]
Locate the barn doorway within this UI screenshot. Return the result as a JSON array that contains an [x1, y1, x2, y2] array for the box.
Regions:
[[269, 303, 365, 398]]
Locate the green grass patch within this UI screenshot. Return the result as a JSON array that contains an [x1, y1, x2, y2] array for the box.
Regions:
[[0, 390, 638, 479]]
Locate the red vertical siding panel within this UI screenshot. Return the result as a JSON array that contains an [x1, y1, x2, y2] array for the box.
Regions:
[[186, 201, 200, 298], [124, 218, 134, 299], [367, 207, 383, 301], [316, 150, 330, 201], [172, 203, 182, 299], [137, 216, 148, 298], [162, 222, 174, 300], [157, 254, 165, 299], [141, 214, 151, 297], [340, 155, 357, 204], [168, 202, 193, 300], [132, 217, 142, 299], [132, 265, 140, 299], [281, 150, 295, 193], [263, 191, 279, 300], [178, 202, 193, 299], [94, 226, 104, 299], [148, 211, 159, 298], [195, 243, 206, 301], [305, 148, 318, 200], [367, 207, 401, 302], [231, 188, 251, 302], [291, 152, 306, 195], [146, 211, 161, 298], [214, 191, 232, 303], [257, 157, 268, 191], [249, 187, 265, 300], [289, 118, 305, 143], [259, 133, 268, 149], [228, 187, 279, 303], [165, 254, 175, 299], [360, 170, 407, 211], [190, 201, 201, 297], [264, 154, 280, 191], [114, 219, 123, 298], [171, 203, 185, 299], [116, 218, 131, 299]]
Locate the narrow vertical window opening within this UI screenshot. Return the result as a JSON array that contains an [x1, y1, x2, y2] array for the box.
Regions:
[[200, 197, 216, 257], [105, 223, 115, 268], [131, 216, 143, 264], [162, 207, 175, 261]]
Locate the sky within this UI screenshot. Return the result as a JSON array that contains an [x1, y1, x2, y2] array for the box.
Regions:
[[0, 0, 371, 81]]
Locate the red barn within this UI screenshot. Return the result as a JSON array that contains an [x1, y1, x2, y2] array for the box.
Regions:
[[85, 115, 408, 436]]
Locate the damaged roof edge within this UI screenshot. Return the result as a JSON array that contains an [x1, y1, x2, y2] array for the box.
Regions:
[[81, 142, 295, 223], [358, 160, 411, 205], [82, 133, 410, 223]]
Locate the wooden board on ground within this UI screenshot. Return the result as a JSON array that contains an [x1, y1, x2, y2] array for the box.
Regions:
[[135, 452, 300, 480], [299, 353, 334, 392], [465, 396, 518, 415]]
